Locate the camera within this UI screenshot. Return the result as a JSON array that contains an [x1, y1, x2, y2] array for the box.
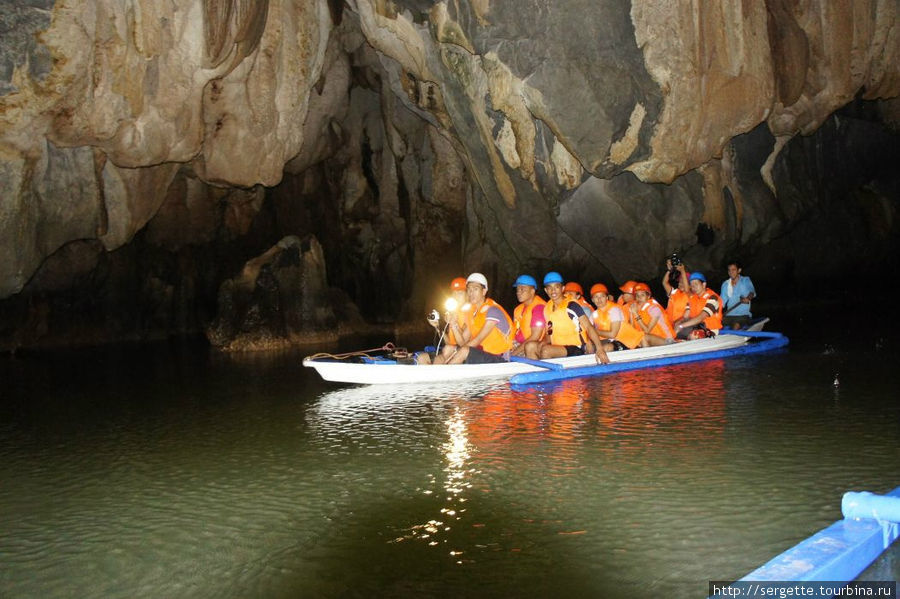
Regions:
[[667, 253, 683, 288], [427, 309, 440, 323]]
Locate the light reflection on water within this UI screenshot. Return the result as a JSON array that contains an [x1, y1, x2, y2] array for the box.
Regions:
[[1, 343, 899, 598]]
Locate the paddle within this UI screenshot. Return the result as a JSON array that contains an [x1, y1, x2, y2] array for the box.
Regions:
[[718, 329, 783, 339], [723, 297, 745, 316], [509, 355, 564, 370]]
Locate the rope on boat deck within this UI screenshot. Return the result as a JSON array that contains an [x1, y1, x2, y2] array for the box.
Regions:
[[305, 342, 402, 361]]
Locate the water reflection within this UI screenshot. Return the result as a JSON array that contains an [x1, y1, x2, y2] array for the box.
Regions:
[[465, 361, 728, 454], [393, 407, 474, 562], [309, 382, 490, 563], [591, 360, 728, 452]]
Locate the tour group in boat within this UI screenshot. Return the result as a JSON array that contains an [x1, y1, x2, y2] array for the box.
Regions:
[[305, 267, 784, 386]]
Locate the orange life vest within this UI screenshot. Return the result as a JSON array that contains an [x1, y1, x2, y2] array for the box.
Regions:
[[617, 297, 637, 325], [565, 292, 594, 345], [465, 298, 514, 354], [513, 296, 546, 343], [447, 303, 470, 346], [636, 298, 675, 339], [544, 299, 586, 347], [688, 288, 723, 330], [666, 289, 690, 325], [592, 302, 643, 349]]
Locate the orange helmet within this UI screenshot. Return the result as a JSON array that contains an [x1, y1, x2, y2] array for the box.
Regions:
[[563, 282, 584, 296], [450, 277, 467, 291], [619, 280, 637, 294], [633, 282, 651, 295], [589, 283, 608, 297]]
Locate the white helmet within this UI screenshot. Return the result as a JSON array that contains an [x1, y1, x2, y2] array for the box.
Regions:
[[466, 272, 488, 290]]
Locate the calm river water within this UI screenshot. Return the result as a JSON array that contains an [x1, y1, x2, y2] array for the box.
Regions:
[[2, 304, 899, 598]]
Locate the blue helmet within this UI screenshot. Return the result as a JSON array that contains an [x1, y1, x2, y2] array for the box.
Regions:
[[543, 271, 564, 285], [689, 272, 706, 282], [513, 274, 537, 288]]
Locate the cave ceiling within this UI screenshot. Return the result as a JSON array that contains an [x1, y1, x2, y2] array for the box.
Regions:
[[1, 0, 899, 337]]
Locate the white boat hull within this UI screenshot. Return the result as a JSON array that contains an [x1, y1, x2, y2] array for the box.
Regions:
[[303, 334, 753, 385]]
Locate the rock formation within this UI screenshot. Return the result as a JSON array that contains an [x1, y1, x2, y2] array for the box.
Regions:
[[1, 0, 899, 350], [206, 235, 377, 350]]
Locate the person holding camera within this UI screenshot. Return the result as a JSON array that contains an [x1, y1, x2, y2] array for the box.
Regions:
[[662, 257, 691, 327], [419, 277, 470, 364], [720, 261, 756, 329]]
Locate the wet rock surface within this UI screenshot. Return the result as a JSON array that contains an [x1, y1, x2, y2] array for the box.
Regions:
[[206, 235, 395, 352]]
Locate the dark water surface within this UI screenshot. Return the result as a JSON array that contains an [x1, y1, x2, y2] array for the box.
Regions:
[[2, 310, 899, 598]]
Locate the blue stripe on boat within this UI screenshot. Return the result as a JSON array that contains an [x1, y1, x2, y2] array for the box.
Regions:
[[508, 331, 789, 385]]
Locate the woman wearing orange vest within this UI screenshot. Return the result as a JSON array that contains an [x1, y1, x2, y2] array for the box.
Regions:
[[630, 282, 675, 346], [527, 272, 609, 363], [511, 275, 546, 357], [589, 283, 644, 350], [438, 272, 514, 364], [675, 272, 723, 340]]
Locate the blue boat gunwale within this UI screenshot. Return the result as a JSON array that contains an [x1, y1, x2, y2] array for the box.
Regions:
[[508, 330, 789, 385], [710, 487, 900, 598]]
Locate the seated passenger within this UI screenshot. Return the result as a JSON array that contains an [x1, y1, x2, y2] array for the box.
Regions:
[[564, 281, 595, 349], [617, 280, 638, 326], [511, 275, 546, 357], [526, 272, 609, 363], [630, 283, 675, 346], [443, 277, 470, 343], [419, 277, 469, 364], [675, 272, 723, 340], [564, 281, 593, 311], [589, 283, 644, 351], [436, 272, 514, 364]]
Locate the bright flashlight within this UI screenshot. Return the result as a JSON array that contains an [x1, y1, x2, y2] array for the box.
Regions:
[[444, 297, 458, 312]]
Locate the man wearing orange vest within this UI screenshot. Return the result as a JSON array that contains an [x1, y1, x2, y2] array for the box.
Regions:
[[589, 283, 644, 351], [511, 275, 546, 357], [675, 272, 723, 340], [438, 272, 514, 364], [527, 272, 609, 363]]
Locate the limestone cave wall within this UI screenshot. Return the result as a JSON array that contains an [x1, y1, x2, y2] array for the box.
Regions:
[[1, 0, 899, 351]]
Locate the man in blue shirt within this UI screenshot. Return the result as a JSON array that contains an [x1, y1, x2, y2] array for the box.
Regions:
[[720, 261, 756, 329]]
